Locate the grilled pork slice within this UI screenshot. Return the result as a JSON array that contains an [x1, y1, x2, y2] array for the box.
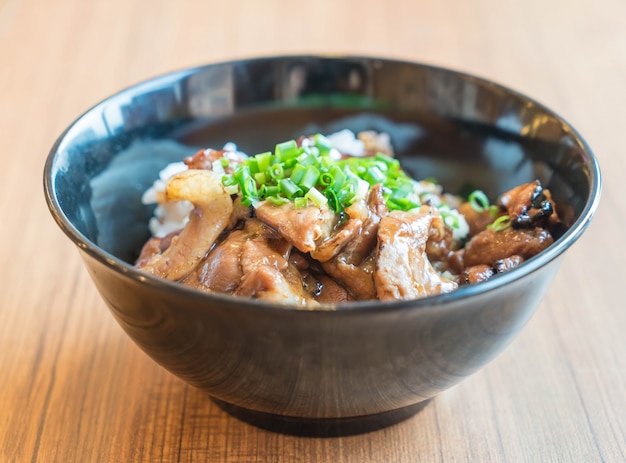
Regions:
[[462, 227, 553, 268], [254, 201, 337, 253], [498, 180, 559, 229], [319, 185, 388, 300], [137, 170, 233, 280], [183, 219, 315, 305], [374, 209, 457, 301]]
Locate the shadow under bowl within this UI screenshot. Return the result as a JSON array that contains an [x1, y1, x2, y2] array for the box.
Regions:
[[44, 55, 601, 436]]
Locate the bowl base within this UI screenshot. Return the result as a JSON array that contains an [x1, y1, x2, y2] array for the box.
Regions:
[[212, 398, 431, 437]]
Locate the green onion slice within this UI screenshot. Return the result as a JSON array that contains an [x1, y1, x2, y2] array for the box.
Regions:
[[219, 134, 450, 214], [488, 215, 512, 231], [468, 190, 490, 213]]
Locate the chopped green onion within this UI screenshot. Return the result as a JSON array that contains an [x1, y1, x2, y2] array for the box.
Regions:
[[299, 152, 318, 167], [275, 140, 299, 161], [255, 152, 272, 172], [289, 164, 306, 185], [374, 152, 400, 169], [488, 215, 511, 231], [222, 174, 236, 186], [294, 197, 308, 209], [365, 165, 386, 185], [245, 158, 259, 174], [319, 172, 333, 186], [268, 164, 284, 180], [314, 133, 333, 154], [278, 178, 302, 199], [353, 179, 370, 202], [489, 204, 500, 218], [336, 182, 355, 206], [329, 166, 346, 189], [221, 134, 431, 213], [468, 190, 490, 213], [224, 184, 239, 195], [254, 172, 267, 185], [259, 184, 279, 199], [325, 188, 340, 212], [320, 155, 334, 170], [267, 196, 290, 206], [388, 197, 420, 211], [305, 187, 327, 207], [299, 165, 320, 191], [442, 211, 459, 229]]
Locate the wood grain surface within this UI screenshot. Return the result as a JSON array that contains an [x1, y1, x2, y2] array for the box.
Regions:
[[1, 0, 625, 461]]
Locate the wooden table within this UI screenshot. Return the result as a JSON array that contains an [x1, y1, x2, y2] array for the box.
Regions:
[[1, 0, 625, 461]]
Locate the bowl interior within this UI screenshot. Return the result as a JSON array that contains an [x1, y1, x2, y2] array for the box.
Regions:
[[46, 56, 598, 270]]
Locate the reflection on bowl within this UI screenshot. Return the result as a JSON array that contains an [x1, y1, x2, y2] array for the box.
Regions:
[[44, 56, 601, 436]]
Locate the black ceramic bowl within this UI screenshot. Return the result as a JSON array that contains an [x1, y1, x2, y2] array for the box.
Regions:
[[44, 56, 601, 436]]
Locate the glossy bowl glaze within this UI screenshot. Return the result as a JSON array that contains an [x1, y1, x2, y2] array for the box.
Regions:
[[44, 56, 601, 436]]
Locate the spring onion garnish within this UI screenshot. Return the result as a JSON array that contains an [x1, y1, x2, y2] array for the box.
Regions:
[[468, 190, 490, 213], [221, 134, 464, 242], [488, 215, 512, 232], [468, 189, 501, 218]]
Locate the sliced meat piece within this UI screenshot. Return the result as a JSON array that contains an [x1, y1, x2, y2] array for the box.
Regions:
[[374, 210, 458, 301], [499, 180, 558, 229], [344, 184, 388, 263], [137, 170, 233, 280], [228, 197, 253, 229], [135, 231, 178, 268], [426, 225, 464, 274], [320, 185, 388, 300], [235, 254, 314, 306], [180, 229, 246, 293], [463, 227, 554, 268], [180, 218, 313, 305], [459, 265, 495, 285], [310, 217, 363, 262], [323, 255, 377, 301], [182, 219, 297, 297], [494, 255, 524, 273], [254, 201, 337, 253], [301, 273, 355, 304]]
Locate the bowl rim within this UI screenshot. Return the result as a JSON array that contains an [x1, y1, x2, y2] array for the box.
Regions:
[[43, 54, 603, 314]]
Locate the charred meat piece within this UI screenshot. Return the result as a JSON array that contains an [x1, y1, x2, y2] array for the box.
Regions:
[[463, 227, 553, 268], [494, 255, 524, 273], [302, 272, 355, 304], [374, 209, 457, 301], [458, 255, 525, 286], [499, 180, 559, 229], [459, 265, 495, 285]]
